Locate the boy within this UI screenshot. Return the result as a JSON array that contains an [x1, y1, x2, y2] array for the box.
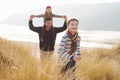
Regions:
[[57, 18, 81, 80]]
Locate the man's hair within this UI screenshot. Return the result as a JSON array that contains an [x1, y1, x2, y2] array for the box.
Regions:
[[67, 18, 79, 25], [44, 18, 52, 23]]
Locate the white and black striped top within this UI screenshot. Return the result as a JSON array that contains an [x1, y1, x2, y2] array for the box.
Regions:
[[57, 33, 81, 65]]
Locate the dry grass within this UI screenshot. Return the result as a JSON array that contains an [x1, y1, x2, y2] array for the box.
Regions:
[[0, 38, 38, 80], [0, 37, 120, 80]]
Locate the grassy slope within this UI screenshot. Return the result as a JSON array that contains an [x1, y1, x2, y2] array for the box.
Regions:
[[0, 37, 120, 80]]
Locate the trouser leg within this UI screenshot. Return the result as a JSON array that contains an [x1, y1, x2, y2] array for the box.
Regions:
[[58, 65, 76, 80]]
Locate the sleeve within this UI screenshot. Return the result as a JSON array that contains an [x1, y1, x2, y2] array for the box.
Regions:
[[72, 36, 81, 57], [34, 14, 44, 18], [55, 20, 67, 33], [58, 36, 73, 61], [29, 20, 41, 33], [52, 14, 63, 18]]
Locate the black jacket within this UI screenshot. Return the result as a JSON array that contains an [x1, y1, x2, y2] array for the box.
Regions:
[[29, 20, 67, 51]]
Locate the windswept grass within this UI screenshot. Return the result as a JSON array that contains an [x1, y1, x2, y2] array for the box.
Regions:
[[0, 38, 38, 80], [0, 37, 120, 80], [76, 46, 120, 80]]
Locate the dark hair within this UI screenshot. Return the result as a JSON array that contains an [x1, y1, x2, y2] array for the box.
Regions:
[[42, 17, 55, 40], [67, 18, 79, 26], [44, 18, 52, 23]]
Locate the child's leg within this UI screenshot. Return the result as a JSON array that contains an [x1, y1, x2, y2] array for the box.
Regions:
[[58, 65, 76, 80], [63, 66, 76, 80]]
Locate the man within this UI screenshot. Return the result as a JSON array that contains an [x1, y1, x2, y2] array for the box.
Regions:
[[29, 15, 67, 58]]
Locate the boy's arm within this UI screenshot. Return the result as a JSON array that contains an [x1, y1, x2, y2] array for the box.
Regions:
[[58, 36, 73, 61], [73, 36, 81, 56]]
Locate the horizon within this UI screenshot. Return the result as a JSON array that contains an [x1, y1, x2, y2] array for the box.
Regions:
[[0, 1, 120, 31], [0, 3, 120, 31]]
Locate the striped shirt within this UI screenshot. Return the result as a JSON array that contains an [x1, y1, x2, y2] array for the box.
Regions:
[[57, 33, 81, 65]]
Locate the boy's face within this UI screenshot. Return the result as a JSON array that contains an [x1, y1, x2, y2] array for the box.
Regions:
[[68, 21, 79, 33]]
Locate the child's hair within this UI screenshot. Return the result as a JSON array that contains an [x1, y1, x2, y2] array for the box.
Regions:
[[67, 18, 79, 26]]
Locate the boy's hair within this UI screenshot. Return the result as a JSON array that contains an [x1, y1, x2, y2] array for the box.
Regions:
[[67, 18, 79, 25]]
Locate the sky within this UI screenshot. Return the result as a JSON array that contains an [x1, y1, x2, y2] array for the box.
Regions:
[[0, 0, 120, 21]]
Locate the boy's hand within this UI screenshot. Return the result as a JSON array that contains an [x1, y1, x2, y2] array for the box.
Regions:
[[30, 15, 35, 20], [73, 55, 81, 61]]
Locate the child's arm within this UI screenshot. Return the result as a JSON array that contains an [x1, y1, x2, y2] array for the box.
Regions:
[[72, 36, 81, 59], [73, 36, 81, 61], [76, 36, 81, 55], [58, 35, 73, 61], [52, 14, 65, 18], [34, 14, 44, 18]]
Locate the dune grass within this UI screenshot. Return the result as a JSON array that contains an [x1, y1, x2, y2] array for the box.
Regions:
[[0, 38, 39, 80], [0, 37, 120, 80]]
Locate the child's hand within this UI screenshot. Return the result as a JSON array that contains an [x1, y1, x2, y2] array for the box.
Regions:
[[73, 55, 81, 61], [63, 15, 67, 20], [30, 15, 35, 20]]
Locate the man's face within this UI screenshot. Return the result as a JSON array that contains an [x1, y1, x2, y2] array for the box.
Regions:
[[45, 20, 52, 29]]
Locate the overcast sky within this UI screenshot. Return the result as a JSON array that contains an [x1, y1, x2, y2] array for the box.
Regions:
[[0, 0, 120, 21]]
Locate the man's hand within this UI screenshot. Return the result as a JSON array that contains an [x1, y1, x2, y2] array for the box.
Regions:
[[30, 15, 35, 20], [73, 55, 81, 61]]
